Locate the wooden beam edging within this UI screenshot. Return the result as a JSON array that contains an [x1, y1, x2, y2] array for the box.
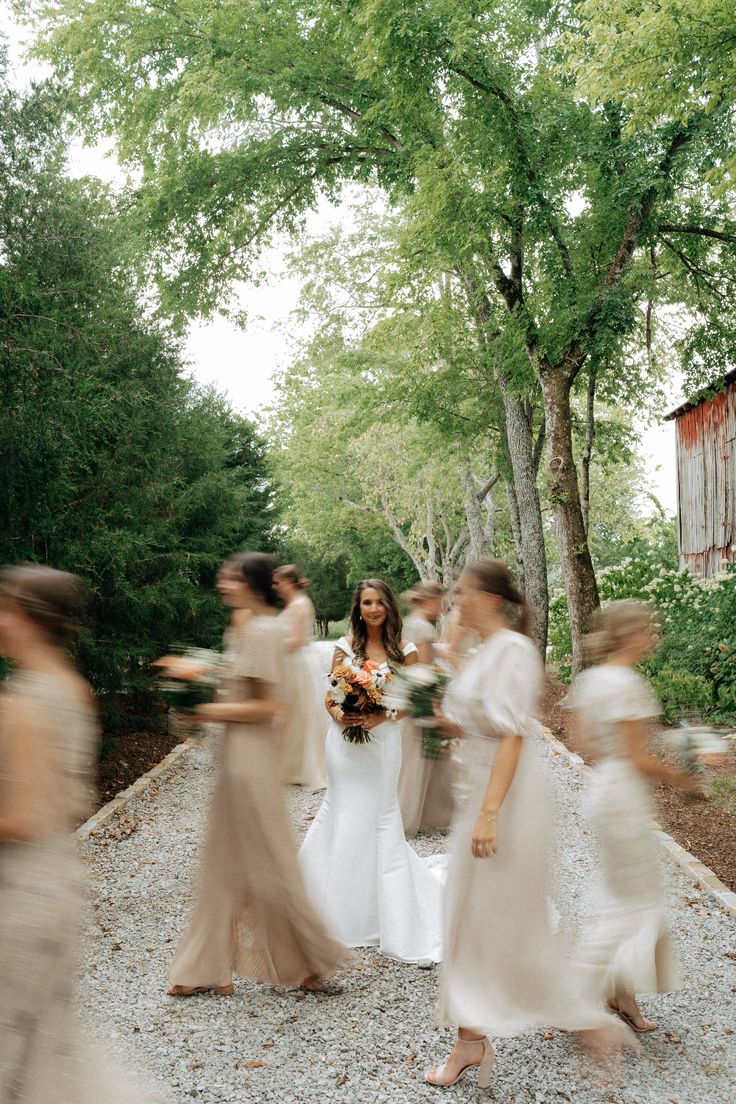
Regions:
[[77, 739, 193, 840], [540, 726, 736, 919]]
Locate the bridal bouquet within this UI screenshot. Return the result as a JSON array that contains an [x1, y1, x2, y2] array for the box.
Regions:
[[387, 665, 453, 759], [153, 648, 225, 713], [326, 658, 397, 744]]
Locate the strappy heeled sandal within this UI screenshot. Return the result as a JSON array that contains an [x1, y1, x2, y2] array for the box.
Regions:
[[607, 1000, 657, 1033], [425, 1036, 495, 1088]]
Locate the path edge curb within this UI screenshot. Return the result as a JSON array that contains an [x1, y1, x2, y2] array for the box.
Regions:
[[541, 727, 736, 919], [77, 739, 193, 840]]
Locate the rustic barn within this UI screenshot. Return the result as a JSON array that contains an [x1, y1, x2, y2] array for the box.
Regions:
[[664, 369, 736, 577]]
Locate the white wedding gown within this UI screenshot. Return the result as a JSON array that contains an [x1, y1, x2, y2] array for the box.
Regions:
[[299, 637, 443, 963]]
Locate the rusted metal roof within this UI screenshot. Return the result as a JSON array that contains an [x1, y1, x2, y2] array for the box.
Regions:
[[664, 368, 736, 421]]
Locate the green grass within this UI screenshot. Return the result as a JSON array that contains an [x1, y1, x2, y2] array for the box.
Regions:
[[319, 617, 350, 642], [709, 775, 736, 816]]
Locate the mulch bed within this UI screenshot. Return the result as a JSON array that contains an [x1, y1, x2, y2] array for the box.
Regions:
[[95, 727, 181, 809], [543, 678, 736, 893]]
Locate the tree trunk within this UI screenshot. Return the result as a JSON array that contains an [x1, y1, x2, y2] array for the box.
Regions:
[[504, 476, 525, 591], [541, 367, 599, 672], [464, 468, 488, 561], [580, 366, 596, 536], [498, 382, 549, 652]]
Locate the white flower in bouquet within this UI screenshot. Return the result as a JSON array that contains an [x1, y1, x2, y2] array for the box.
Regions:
[[403, 664, 439, 688]]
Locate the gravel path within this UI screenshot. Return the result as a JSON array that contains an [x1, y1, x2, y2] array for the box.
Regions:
[[79, 736, 736, 1104]]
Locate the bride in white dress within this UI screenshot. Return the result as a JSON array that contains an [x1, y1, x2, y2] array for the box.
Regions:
[[299, 579, 443, 964]]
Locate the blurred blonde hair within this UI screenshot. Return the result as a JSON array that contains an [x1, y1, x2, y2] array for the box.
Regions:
[[585, 599, 656, 662], [402, 581, 445, 609]]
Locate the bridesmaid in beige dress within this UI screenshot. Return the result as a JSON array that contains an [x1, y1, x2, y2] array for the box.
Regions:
[[168, 552, 347, 996], [424, 560, 626, 1089], [0, 565, 165, 1104], [398, 583, 455, 837], [274, 565, 327, 790], [566, 601, 700, 1033]]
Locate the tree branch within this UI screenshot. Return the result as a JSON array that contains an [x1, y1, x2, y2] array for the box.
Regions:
[[532, 417, 546, 477], [445, 60, 574, 280], [657, 223, 736, 245]]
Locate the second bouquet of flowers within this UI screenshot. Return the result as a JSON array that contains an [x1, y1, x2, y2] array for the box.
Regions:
[[153, 648, 226, 714], [326, 657, 397, 744], [387, 665, 452, 759]]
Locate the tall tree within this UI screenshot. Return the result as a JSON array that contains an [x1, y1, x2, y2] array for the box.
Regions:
[[0, 70, 274, 728], [29, 0, 736, 667]]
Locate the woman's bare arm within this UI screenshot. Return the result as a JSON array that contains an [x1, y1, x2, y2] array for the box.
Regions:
[[285, 598, 310, 652], [0, 699, 56, 841], [471, 732, 524, 857], [198, 677, 282, 725], [621, 718, 702, 790]]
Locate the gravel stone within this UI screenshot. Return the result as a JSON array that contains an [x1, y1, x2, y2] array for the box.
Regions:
[[78, 734, 736, 1103]]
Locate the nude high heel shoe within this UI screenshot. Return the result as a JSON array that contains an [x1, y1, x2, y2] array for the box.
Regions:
[[425, 1036, 495, 1088]]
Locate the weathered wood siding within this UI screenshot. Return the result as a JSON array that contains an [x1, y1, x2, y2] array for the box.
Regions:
[[675, 380, 736, 576]]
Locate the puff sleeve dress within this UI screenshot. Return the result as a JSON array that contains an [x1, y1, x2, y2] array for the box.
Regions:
[[439, 629, 614, 1035], [565, 665, 680, 1001]]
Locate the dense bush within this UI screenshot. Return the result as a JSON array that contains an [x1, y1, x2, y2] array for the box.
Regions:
[[0, 74, 274, 735], [549, 555, 736, 722]]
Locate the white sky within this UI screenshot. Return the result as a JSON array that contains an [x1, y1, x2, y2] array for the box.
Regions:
[[2, 12, 679, 512]]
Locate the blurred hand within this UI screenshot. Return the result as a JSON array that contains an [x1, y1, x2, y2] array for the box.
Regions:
[[471, 813, 497, 859], [359, 713, 385, 732], [432, 704, 463, 741], [336, 711, 364, 726]]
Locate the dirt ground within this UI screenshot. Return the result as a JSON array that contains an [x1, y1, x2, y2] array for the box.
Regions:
[[96, 726, 180, 808], [543, 679, 736, 892]]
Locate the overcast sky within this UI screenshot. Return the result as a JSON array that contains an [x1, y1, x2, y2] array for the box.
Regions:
[[2, 11, 680, 512]]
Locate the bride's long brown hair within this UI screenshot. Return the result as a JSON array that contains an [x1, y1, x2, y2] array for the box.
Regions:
[[348, 579, 405, 666]]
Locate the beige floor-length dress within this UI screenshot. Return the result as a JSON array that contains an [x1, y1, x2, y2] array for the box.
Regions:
[[398, 613, 454, 837], [0, 672, 167, 1104], [565, 665, 681, 1000], [280, 595, 328, 790], [169, 614, 346, 989], [439, 630, 615, 1035]]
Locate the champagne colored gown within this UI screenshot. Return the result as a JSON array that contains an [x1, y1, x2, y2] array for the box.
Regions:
[[439, 630, 615, 1035], [565, 665, 681, 1000], [398, 613, 454, 837], [169, 614, 347, 989], [0, 672, 166, 1104], [280, 595, 328, 790]]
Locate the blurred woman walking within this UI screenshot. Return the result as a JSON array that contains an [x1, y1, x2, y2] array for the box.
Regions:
[[274, 564, 327, 790], [0, 564, 166, 1104], [168, 552, 346, 996], [397, 582, 454, 837], [423, 560, 626, 1089], [566, 600, 701, 1032]]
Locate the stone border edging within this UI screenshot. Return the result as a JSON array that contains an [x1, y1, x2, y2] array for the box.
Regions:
[[77, 739, 193, 840], [540, 727, 736, 918]]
